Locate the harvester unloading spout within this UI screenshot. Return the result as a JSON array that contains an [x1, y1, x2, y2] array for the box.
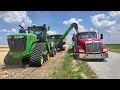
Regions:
[[56, 23, 78, 46], [71, 23, 79, 33]]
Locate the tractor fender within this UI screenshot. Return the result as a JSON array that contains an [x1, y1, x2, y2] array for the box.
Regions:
[[29, 42, 37, 54]]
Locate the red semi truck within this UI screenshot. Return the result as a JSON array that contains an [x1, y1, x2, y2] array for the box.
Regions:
[[72, 31, 108, 60]]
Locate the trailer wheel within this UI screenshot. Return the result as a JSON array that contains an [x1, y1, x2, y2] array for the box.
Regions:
[[29, 43, 44, 67], [46, 53, 51, 60], [50, 45, 55, 57]]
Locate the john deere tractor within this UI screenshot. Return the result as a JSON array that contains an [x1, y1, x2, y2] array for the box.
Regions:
[[4, 24, 56, 67]]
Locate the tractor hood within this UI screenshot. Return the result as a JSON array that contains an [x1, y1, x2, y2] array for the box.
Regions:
[[78, 38, 101, 44], [7, 33, 37, 37]]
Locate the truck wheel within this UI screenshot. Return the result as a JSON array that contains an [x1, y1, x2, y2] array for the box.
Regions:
[[73, 47, 76, 53], [62, 47, 65, 51], [29, 43, 44, 67]]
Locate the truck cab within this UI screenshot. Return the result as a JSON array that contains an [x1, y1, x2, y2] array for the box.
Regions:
[[72, 31, 108, 60]]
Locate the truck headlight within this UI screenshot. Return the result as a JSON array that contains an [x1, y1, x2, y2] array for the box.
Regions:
[[79, 49, 85, 53], [103, 48, 107, 52]]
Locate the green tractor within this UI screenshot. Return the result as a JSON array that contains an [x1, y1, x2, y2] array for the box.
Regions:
[[47, 23, 78, 51], [4, 24, 56, 67]]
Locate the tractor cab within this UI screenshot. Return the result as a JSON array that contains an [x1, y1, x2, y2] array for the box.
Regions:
[[28, 24, 48, 40]]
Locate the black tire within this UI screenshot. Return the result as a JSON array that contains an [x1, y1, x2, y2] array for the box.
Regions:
[[4, 51, 10, 65], [54, 50, 56, 55], [62, 47, 65, 51], [73, 47, 76, 53], [50, 48, 54, 57], [45, 53, 51, 61], [29, 43, 44, 67], [50, 45, 55, 57]]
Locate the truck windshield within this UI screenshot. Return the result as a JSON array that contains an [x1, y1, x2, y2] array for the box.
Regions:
[[77, 32, 97, 39]]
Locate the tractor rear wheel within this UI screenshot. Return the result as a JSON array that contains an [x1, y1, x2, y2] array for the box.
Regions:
[[29, 43, 45, 67]]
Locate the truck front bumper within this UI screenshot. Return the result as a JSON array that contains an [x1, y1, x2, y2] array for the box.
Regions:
[[78, 53, 108, 59]]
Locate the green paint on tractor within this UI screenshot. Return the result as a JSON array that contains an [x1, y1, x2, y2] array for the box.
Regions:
[[4, 24, 56, 66]]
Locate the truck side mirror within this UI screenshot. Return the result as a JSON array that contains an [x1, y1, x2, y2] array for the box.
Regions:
[[72, 36, 75, 41], [100, 34, 103, 39]]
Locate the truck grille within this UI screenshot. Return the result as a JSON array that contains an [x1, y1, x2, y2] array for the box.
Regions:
[[8, 36, 26, 52], [85, 41, 102, 53]]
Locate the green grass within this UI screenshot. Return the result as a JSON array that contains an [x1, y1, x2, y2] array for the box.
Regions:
[[51, 46, 97, 79], [105, 44, 120, 53]]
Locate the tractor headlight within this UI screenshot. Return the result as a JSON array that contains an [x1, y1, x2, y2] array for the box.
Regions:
[[7, 36, 11, 39], [103, 48, 107, 52], [14, 36, 24, 39], [79, 49, 85, 53], [19, 36, 24, 38], [14, 36, 19, 39]]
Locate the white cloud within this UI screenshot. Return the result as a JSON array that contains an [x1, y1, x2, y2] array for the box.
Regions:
[[0, 11, 32, 28], [100, 20, 116, 27], [47, 30, 57, 35], [109, 11, 120, 18], [90, 28, 98, 33], [0, 29, 9, 32], [77, 19, 82, 22], [63, 18, 79, 25], [11, 28, 18, 33], [91, 14, 116, 27], [63, 18, 86, 32], [105, 30, 112, 34], [91, 14, 110, 20], [0, 28, 18, 33], [20, 16, 32, 28]]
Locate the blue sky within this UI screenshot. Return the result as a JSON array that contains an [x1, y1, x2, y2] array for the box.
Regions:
[[0, 11, 120, 45]]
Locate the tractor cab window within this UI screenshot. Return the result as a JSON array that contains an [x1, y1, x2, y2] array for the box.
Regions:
[[28, 27, 44, 38], [77, 32, 97, 39], [55, 35, 62, 39]]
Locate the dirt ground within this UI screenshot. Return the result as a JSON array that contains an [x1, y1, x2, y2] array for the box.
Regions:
[[0, 45, 69, 79]]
